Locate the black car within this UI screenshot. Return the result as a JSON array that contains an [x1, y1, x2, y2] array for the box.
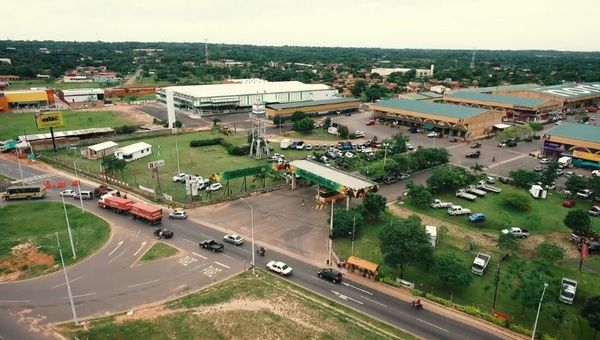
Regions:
[[199, 239, 224, 252], [383, 176, 399, 185], [470, 142, 481, 149], [580, 241, 600, 254], [154, 228, 173, 239], [317, 268, 343, 283], [506, 140, 518, 147], [499, 177, 512, 184], [465, 151, 481, 159]]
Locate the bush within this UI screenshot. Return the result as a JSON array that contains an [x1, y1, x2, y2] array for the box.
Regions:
[[502, 192, 531, 211], [189, 138, 224, 147], [227, 144, 250, 156], [114, 125, 139, 134]]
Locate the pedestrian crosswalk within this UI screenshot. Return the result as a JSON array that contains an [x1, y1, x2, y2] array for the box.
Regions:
[[314, 204, 325, 210], [15, 173, 55, 184]]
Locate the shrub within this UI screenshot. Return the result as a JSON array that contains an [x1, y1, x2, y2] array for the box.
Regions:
[[114, 125, 139, 134], [189, 138, 223, 147], [502, 192, 531, 211], [227, 144, 250, 156]]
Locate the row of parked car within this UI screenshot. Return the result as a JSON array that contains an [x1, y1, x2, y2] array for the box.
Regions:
[[172, 173, 223, 192]]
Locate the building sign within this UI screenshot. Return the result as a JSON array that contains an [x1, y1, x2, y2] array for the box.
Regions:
[[222, 165, 268, 181], [573, 150, 600, 162], [513, 105, 534, 110], [543, 141, 565, 151], [147, 159, 165, 169], [34, 112, 64, 129]]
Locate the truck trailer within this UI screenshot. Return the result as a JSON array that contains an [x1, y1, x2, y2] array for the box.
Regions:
[[97, 196, 134, 213], [129, 202, 163, 225]]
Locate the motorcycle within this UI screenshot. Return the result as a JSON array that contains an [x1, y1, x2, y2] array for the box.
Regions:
[[257, 247, 266, 257], [410, 300, 423, 310]]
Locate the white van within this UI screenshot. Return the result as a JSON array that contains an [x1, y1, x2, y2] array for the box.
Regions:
[[74, 190, 94, 200], [280, 139, 291, 149]]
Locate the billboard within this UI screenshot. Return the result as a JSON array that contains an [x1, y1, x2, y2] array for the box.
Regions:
[[34, 112, 64, 129], [222, 165, 268, 181]]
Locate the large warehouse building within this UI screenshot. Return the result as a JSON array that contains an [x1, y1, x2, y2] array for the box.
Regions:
[[443, 91, 558, 123], [265, 97, 360, 118], [371, 99, 504, 139], [542, 123, 600, 169], [156, 81, 338, 114], [494, 82, 600, 111], [0, 89, 55, 112]]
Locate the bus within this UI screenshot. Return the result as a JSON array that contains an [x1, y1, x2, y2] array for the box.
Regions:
[[1, 185, 47, 200]]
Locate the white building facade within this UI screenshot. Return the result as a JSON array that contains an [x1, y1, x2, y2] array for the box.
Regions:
[[114, 142, 152, 162], [371, 65, 435, 77]]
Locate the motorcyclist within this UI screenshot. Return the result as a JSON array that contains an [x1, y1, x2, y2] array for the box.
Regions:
[[258, 246, 266, 256]]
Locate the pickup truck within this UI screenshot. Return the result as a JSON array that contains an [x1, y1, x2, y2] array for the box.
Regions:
[[456, 189, 477, 201], [477, 181, 502, 193], [466, 185, 486, 197], [447, 205, 472, 216], [576, 189, 593, 199], [471, 253, 491, 276], [559, 278, 577, 304], [199, 239, 224, 252], [431, 199, 453, 209], [501, 227, 530, 238]]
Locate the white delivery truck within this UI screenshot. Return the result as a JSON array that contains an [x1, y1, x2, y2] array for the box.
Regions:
[[529, 184, 547, 199], [559, 278, 577, 304], [558, 156, 572, 169], [471, 253, 491, 276]]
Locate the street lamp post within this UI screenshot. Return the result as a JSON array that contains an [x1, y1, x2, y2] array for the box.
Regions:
[[240, 198, 255, 276], [61, 195, 77, 259], [531, 282, 549, 340], [328, 199, 334, 265], [492, 263, 500, 312], [383, 143, 389, 167], [56, 233, 78, 326], [73, 157, 84, 213], [16, 148, 24, 185], [175, 130, 181, 174]]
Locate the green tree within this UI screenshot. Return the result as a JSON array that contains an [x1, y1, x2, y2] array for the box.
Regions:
[[502, 192, 531, 211], [540, 161, 559, 187], [351, 79, 368, 97], [174, 120, 183, 129], [497, 233, 519, 256], [337, 125, 349, 139], [590, 176, 600, 195], [432, 253, 473, 289], [405, 181, 432, 208], [379, 215, 433, 279], [581, 296, 600, 339], [323, 117, 332, 129], [498, 125, 533, 141], [528, 122, 544, 136], [512, 271, 547, 313], [564, 210, 592, 235], [361, 193, 387, 220], [565, 175, 589, 193], [509, 169, 540, 188], [101, 155, 127, 178], [272, 115, 286, 127], [290, 111, 308, 123], [212, 118, 221, 127], [331, 208, 364, 239], [385, 132, 408, 154], [426, 165, 476, 194], [292, 117, 315, 133], [535, 241, 564, 262]]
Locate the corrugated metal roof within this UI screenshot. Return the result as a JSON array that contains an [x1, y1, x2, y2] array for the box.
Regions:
[[528, 82, 600, 99], [88, 141, 118, 152], [371, 98, 487, 119], [545, 122, 600, 144], [266, 97, 359, 110], [5, 90, 47, 103], [162, 81, 332, 99], [445, 91, 549, 107], [18, 127, 114, 142], [460, 83, 539, 93], [290, 159, 376, 191], [116, 142, 152, 155]]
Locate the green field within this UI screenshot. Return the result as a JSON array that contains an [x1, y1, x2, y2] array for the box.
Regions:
[[43, 130, 318, 202], [57, 271, 416, 339], [0, 201, 110, 280], [5, 80, 122, 90], [139, 242, 179, 263], [0, 110, 137, 140], [334, 184, 600, 339]]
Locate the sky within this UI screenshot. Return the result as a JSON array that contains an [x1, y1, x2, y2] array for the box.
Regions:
[[3, 0, 600, 51]]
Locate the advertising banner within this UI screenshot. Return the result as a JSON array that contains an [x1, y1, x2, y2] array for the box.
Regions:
[[34, 112, 64, 129]]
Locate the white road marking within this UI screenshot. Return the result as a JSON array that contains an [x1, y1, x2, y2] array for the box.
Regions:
[[108, 241, 124, 256], [108, 249, 127, 264], [51, 275, 83, 289], [0, 334, 5, 339], [127, 279, 160, 288], [135, 228, 141, 239], [342, 282, 373, 295], [201, 265, 222, 278], [133, 241, 147, 257], [188, 263, 210, 271], [310, 275, 334, 286], [64, 292, 96, 299], [221, 253, 235, 260], [177, 256, 198, 267], [192, 252, 207, 259], [330, 290, 364, 305], [214, 261, 231, 269], [183, 238, 197, 245], [0, 300, 30, 303], [417, 318, 449, 332], [359, 295, 387, 307]]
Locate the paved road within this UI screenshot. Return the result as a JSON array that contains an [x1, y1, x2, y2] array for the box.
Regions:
[[0, 158, 500, 340]]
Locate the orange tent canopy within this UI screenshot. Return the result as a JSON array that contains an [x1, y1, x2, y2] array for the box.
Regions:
[[346, 256, 379, 273]]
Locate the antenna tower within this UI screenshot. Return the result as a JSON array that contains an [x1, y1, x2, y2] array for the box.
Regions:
[[469, 48, 476, 69], [249, 99, 270, 159], [204, 39, 208, 64]]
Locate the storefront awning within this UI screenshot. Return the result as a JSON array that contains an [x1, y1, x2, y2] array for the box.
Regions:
[[346, 256, 379, 273], [422, 124, 435, 130]]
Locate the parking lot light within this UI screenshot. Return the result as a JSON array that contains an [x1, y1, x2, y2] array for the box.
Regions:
[[240, 198, 255, 276]]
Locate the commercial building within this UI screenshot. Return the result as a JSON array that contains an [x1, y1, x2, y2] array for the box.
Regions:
[[371, 65, 434, 77], [495, 82, 600, 111], [114, 142, 152, 162], [156, 81, 338, 113], [541, 122, 600, 169], [58, 88, 104, 104], [82, 141, 119, 160], [265, 97, 360, 118], [370, 99, 504, 139], [443, 91, 558, 123], [0, 89, 55, 112]]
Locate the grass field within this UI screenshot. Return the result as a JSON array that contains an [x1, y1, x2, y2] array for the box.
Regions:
[[43, 130, 317, 202], [0, 110, 137, 141], [139, 242, 179, 263], [6, 80, 121, 90], [0, 201, 110, 281], [334, 188, 600, 339], [57, 271, 416, 339]]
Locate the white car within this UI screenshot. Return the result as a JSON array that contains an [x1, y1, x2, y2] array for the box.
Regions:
[[406, 143, 414, 151], [345, 152, 355, 158], [223, 234, 244, 245], [266, 261, 293, 276], [354, 130, 365, 138], [168, 209, 188, 219], [206, 183, 223, 192], [305, 144, 313, 150], [539, 158, 550, 164], [592, 170, 600, 177], [172, 173, 187, 182], [427, 131, 438, 138], [59, 189, 76, 197]]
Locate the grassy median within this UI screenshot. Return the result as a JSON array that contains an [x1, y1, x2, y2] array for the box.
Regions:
[[139, 242, 179, 263], [0, 201, 110, 281], [57, 271, 416, 340]]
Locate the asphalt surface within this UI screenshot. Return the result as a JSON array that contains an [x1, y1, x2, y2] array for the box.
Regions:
[[0, 158, 500, 340]]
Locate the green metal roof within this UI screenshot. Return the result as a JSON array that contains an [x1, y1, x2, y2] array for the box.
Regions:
[[463, 83, 539, 93], [545, 122, 600, 144], [446, 91, 549, 108], [529, 82, 600, 100], [266, 97, 359, 110], [372, 98, 487, 119]]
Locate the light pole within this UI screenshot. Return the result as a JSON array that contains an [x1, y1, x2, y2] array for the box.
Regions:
[[240, 198, 255, 276], [61, 195, 77, 259], [351, 216, 356, 256], [531, 282, 549, 340], [174, 129, 181, 174], [73, 157, 84, 213], [16, 148, 24, 185], [328, 199, 334, 265], [56, 233, 78, 326], [383, 143, 389, 167]]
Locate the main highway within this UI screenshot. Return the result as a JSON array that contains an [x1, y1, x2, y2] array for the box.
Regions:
[[0, 158, 501, 340]]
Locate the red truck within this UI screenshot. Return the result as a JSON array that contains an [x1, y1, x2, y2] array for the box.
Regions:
[[97, 195, 134, 213], [129, 202, 163, 225]]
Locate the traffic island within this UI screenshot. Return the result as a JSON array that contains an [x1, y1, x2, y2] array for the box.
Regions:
[[138, 242, 179, 264]]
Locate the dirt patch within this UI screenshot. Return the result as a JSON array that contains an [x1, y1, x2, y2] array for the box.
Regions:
[[0, 242, 55, 282], [76, 105, 155, 124]]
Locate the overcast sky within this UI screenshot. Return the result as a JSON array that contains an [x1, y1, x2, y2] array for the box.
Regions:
[[3, 0, 599, 51]]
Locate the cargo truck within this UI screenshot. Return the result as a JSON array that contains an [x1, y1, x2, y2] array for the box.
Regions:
[[559, 278, 577, 304], [129, 202, 163, 225], [97, 195, 134, 213]]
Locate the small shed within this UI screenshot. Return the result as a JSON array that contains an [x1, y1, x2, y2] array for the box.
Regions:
[[345, 256, 379, 278], [114, 142, 152, 162], [82, 141, 118, 160]]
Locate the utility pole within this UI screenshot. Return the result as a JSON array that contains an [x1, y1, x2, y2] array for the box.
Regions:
[[175, 131, 181, 174], [351, 216, 356, 256], [492, 263, 500, 312], [532, 283, 549, 340], [74, 157, 84, 213], [61, 195, 77, 259], [16, 148, 24, 185], [328, 199, 334, 265], [56, 233, 78, 326]]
